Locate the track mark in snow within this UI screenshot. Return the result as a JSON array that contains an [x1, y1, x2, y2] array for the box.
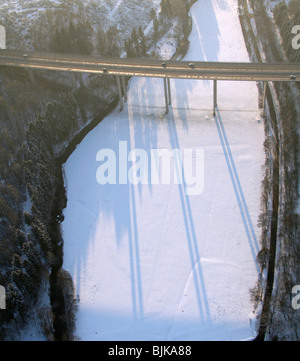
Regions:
[[166, 257, 211, 341], [144, 20, 153, 36], [200, 257, 242, 268], [109, 0, 124, 20]]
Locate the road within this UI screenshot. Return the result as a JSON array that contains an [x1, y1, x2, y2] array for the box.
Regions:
[[0, 50, 299, 82]]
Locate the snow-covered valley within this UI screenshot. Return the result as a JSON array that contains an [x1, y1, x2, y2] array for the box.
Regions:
[[61, 0, 266, 341]]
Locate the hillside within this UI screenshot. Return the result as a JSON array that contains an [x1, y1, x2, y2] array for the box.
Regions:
[[0, 0, 194, 340]]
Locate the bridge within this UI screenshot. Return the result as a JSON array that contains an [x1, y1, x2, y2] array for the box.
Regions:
[[0, 50, 299, 114]]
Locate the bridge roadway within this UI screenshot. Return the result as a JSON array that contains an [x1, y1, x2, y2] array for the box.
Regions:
[[0, 50, 300, 82]]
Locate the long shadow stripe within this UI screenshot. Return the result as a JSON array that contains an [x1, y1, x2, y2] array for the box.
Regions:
[[217, 110, 260, 254], [168, 113, 210, 322], [127, 217, 138, 319], [214, 111, 260, 273], [183, 186, 211, 320], [130, 182, 144, 319]]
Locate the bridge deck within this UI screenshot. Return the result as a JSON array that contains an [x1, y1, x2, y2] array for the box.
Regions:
[[0, 50, 299, 82]]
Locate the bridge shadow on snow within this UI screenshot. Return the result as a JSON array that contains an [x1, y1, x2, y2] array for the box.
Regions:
[[214, 109, 260, 273], [102, 106, 145, 320], [166, 109, 211, 323], [65, 0, 256, 333], [64, 98, 145, 320], [66, 85, 260, 338]]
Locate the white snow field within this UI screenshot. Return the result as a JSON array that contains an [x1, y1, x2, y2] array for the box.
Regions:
[[62, 0, 265, 341]]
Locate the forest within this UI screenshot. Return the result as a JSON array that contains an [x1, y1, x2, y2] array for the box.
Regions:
[[0, 0, 193, 340]]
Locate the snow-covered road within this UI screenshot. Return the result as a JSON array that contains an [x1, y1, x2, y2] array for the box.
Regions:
[[62, 0, 265, 341]]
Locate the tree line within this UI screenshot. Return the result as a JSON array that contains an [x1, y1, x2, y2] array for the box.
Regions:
[[42, 0, 190, 59], [0, 93, 79, 340]]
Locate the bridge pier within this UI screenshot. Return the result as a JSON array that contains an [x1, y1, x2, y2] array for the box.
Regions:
[[116, 75, 128, 111], [116, 75, 124, 111], [72, 73, 84, 89], [213, 79, 217, 116], [121, 75, 127, 103], [262, 81, 267, 117], [168, 78, 172, 106], [164, 77, 171, 114], [77, 73, 84, 88], [72, 73, 77, 88], [164, 78, 169, 114]]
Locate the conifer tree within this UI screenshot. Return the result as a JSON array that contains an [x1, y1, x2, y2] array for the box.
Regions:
[[6, 283, 25, 317], [150, 8, 156, 21], [138, 26, 147, 56], [153, 13, 159, 39]]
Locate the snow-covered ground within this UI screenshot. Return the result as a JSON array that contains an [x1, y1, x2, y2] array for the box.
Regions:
[[62, 0, 265, 341]]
